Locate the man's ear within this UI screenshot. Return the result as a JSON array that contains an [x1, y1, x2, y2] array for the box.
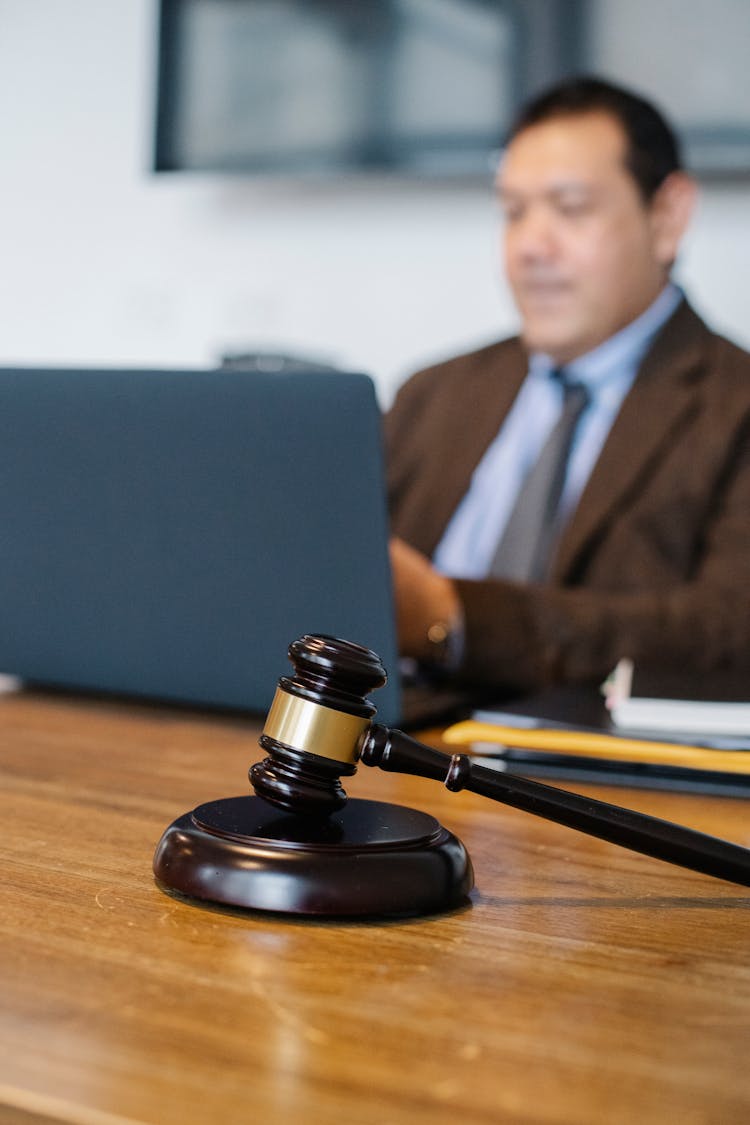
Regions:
[[650, 171, 698, 269]]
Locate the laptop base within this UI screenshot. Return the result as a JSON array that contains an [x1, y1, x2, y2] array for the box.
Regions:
[[153, 795, 473, 919]]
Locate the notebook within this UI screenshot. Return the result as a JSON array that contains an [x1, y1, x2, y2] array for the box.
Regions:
[[0, 365, 409, 723], [604, 658, 750, 738]]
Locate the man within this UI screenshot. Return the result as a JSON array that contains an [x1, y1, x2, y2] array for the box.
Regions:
[[386, 77, 750, 694]]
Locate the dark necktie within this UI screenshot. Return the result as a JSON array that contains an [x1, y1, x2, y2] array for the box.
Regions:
[[489, 370, 590, 582]]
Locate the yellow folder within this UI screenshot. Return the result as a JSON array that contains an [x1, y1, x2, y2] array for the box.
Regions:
[[442, 720, 750, 775]]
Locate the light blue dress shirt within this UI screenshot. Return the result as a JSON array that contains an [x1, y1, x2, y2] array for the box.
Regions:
[[433, 284, 683, 579]]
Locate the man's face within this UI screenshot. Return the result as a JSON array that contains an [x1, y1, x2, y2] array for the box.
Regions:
[[497, 111, 684, 364]]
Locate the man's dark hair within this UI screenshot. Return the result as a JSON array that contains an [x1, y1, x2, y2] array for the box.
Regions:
[[506, 76, 683, 201]]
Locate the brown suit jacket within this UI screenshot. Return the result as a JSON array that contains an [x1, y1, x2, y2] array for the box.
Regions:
[[385, 300, 750, 691]]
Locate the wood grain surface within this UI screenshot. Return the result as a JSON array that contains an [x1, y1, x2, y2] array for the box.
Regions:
[[1, 688, 749, 1125]]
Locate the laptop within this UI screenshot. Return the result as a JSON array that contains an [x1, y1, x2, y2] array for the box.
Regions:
[[0, 365, 412, 723]]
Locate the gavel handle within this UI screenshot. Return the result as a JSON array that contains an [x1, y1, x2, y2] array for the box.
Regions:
[[359, 724, 750, 888]]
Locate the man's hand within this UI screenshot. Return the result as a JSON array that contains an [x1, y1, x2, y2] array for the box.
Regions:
[[389, 537, 462, 662]]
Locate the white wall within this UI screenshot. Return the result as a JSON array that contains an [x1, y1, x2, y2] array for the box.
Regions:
[[0, 0, 748, 407]]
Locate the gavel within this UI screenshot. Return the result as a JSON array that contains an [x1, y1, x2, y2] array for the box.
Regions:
[[154, 634, 750, 918]]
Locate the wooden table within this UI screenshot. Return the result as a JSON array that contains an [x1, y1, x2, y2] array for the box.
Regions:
[[2, 688, 749, 1125]]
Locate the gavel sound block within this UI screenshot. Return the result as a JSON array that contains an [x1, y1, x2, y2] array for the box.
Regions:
[[153, 636, 473, 918], [153, 634, 750, 919]]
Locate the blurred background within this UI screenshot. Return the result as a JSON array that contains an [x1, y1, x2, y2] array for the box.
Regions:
[[0, 0, 748, 405]]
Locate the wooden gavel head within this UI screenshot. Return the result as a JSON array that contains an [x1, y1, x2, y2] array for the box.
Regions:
[[157, 633, 474, 917], [249, 634, 387, 816]]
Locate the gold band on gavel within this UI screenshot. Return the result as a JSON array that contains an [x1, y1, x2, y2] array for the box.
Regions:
[[261, 687, 370, 764]]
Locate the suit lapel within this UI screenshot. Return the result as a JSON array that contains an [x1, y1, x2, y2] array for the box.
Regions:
[[448, 345, 528, 507], [552, 301, 709, 580], [422, 341, 529, 553]]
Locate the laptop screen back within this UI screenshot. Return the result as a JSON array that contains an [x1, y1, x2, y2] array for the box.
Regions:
[[0, 366, 401, 722]]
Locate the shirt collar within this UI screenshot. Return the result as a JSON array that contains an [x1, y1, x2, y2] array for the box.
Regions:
[[529, 283, 683, 393]]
